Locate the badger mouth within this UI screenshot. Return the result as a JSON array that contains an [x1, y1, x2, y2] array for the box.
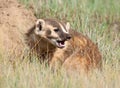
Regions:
[[46, 36, 66, 48], [56, 40, 65, 48]]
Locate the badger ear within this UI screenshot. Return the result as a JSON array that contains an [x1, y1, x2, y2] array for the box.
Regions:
[[35, 19, 45, 31], [66, 22, 70, 32], [35, 19, 45, 35]]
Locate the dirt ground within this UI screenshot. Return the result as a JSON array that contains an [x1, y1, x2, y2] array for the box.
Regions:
[[0, 0, 36, 60]]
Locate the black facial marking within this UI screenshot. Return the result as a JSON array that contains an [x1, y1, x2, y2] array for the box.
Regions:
[[46, 30, 51, 35], [54, 28, 59, 32]]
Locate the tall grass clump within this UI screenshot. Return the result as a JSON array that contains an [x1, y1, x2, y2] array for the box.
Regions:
[[0, 0, 120, 88]]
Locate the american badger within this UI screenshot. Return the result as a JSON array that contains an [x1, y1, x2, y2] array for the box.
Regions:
[[25, 18, 102, 73]]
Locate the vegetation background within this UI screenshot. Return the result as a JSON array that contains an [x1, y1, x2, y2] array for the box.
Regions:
[[0, 0, 120, 88]]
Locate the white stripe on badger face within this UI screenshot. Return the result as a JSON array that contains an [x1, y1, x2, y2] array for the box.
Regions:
[[59, 23, 68, 34]]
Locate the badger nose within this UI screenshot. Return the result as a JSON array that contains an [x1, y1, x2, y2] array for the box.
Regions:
[[66, 34, 71, 40]]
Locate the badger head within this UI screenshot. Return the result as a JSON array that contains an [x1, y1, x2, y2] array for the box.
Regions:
[[34, 18, 71, 48]]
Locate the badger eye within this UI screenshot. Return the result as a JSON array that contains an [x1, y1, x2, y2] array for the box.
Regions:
[[54, 28, 59, 32]]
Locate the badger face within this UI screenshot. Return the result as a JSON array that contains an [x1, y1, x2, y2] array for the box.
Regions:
[[34, 19, 71, 48]]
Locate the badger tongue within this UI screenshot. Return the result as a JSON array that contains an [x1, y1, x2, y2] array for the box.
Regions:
[[59, 42, 65, 47], [56, 42, 65, 48]]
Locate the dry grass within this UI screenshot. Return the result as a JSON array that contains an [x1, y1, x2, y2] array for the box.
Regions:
[[0, 0, 120, 88]]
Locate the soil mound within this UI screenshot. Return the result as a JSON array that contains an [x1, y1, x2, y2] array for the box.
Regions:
[[0, 0, 36, 60]]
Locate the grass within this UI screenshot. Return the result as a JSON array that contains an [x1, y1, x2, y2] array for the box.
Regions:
[[0, 0, 120, 88]]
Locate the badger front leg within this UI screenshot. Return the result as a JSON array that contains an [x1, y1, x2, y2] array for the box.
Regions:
[[49, 48, 66, 71]]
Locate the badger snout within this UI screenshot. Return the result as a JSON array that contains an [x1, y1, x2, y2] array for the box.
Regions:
[[61, 33, 71, 41], [66, 34, 71, 40], [54, 34, 71, 48]]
